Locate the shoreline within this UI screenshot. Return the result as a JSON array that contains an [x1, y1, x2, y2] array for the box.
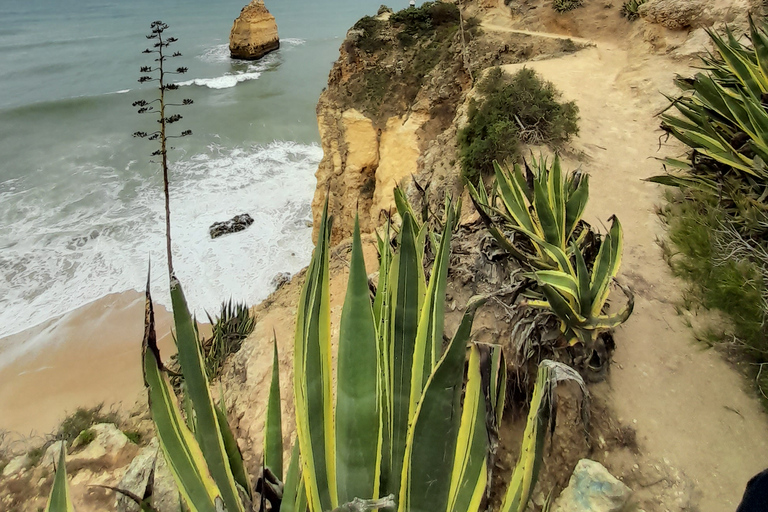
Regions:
[[0, 290, 177, 438]]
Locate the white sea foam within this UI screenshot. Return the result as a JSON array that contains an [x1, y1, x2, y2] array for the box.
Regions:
[[0, 141, 321, 343], [281, 38, 306, 46], [198, 44, 231, 64], [177, 71, 263, 89]]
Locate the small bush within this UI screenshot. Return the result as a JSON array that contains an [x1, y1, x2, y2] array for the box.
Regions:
[[75, 429, 95, 447], [620, 0, 647, 20], [57, 404, 119, 444], [390, 1, 460, 37], [459, 67, 579, 183], [25, 446, 44, 468], [553, 0, 583, 12], [353, 16, 386, 54], [660, 190, 768, 404]]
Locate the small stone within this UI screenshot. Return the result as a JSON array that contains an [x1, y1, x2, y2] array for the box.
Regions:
[[552, 459, 632, 512], [68, 423, 137, 471]]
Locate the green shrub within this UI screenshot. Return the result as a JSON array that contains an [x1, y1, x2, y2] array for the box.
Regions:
[[75, 429, 95, 447], [620, 0, 647, 20], [553, 0, 583, 12], [660, 190, 768, 403], [353, 15, 386, 53], [57, 404, 119, 444], [390, 1, 460, 37], [26, 446, 44, 468], [459, 67, 579, 183]]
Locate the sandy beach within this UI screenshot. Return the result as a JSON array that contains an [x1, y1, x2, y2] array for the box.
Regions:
[[0, 291, 176, 438]]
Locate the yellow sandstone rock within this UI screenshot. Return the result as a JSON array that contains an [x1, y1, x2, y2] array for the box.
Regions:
[[229, 0, 279, 60]]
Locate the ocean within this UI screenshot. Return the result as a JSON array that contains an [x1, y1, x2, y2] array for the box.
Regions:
[[0, 0, 390, 344]]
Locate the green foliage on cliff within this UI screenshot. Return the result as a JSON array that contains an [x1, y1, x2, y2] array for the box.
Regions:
[[552, 0, 583, 12], [342, 2, 469, 119], [459, 67, 579, 183]]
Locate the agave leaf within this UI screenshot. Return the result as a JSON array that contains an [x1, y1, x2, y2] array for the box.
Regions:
[[564, 173, 589, 240], [265, 335, 283, 481], [494, 161, 536, 234], [280, 442, 304, 512], [409, 202, 455, 421], [534, 271, 579, 304], [398, 297, 487, 512], [214, 402, 251, 499], [143, 278, 222, 512], [336, 215, 381, 503], [499, 361, 587, 512], [708, 25, 764, 98], [45, 444, 74, 512], [387, 213, 423, 499], [589, 217, 623, 317], [170, 277, 244, 512], [446, 344, 488, 512], [294, 198, 337, 511]]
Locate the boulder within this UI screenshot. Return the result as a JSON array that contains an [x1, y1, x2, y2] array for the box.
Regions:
[[1, 454, 29, 477], [68, 423, 137, 471], [553, 459, 632, 512], [209, 213, 255, 239], [230, 0, 280, 60], [116, 439, 180, 512]]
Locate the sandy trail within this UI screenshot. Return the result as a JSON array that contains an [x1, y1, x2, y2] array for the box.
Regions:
[[496, 30, 768, 511], [481, 22, 594, 45]]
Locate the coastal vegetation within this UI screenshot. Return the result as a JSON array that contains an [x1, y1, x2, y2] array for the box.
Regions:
[[619, 0, 647, 21], [552, 0, 583, 13], [650, 17, 768, 403], [459, 68, 579, 184], [202, 300, 256, 379], [343, 2, 476, 119]]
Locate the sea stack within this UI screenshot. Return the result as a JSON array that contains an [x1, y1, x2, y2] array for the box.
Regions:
[[229, 0, 279, 60]]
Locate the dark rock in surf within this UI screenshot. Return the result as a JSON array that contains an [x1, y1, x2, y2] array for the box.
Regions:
[[209, 214, 254, 239]]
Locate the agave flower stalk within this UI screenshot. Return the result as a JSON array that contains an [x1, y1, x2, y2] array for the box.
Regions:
[[133, 20, 193, 277]]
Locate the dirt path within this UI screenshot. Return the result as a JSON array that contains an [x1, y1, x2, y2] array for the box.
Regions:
[[480, 22, 594, 45], [488, 16, 768, 512]]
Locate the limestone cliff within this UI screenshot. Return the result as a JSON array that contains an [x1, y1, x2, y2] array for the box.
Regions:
[[310, 2, 583, 243], [229, 0, 280, 60]]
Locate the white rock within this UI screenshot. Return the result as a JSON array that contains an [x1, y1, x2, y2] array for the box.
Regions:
[[116, 439, 180, 512], [68, 423, 136, 470], [41, 440, 66, 468], [553, 459, 633, 512], [2, 454, 29, 477]]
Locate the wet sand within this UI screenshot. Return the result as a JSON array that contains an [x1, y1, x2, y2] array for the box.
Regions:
[[0, 291, 176, 437]]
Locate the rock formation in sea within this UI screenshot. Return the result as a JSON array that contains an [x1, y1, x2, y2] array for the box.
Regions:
[[229, 0, 280, 60]]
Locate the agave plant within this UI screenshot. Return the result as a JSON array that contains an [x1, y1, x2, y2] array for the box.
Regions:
[[650, 17, 768, 202], [526, 217, 634, 349], [139, 193, 587, 512], [467, 155, 591, 271], [468, 156, 632, 361]]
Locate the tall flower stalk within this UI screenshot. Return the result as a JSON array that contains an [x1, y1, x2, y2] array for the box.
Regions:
[[133, 20, 192, 277]]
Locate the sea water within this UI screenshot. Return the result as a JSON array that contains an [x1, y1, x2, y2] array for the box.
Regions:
[[0, 0, 390, 343]]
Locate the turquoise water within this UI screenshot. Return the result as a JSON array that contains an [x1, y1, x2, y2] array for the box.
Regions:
[[0, 0, 388, 339]]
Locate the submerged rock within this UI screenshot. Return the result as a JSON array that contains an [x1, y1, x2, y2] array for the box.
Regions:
[[229, 0, 280, 60], [553, 459, 632, 512], [210, 213, 255, 239]]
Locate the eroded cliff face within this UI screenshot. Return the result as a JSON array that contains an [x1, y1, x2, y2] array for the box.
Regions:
[[229, 0, 280, 60]]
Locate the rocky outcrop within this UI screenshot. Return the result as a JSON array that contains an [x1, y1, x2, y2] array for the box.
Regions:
[[638, 0, 754, 30], [68, 423, 138, 471], [115, 440, 180, 512], [210, 213, 254, 238], [229, 1, 280, 60]]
